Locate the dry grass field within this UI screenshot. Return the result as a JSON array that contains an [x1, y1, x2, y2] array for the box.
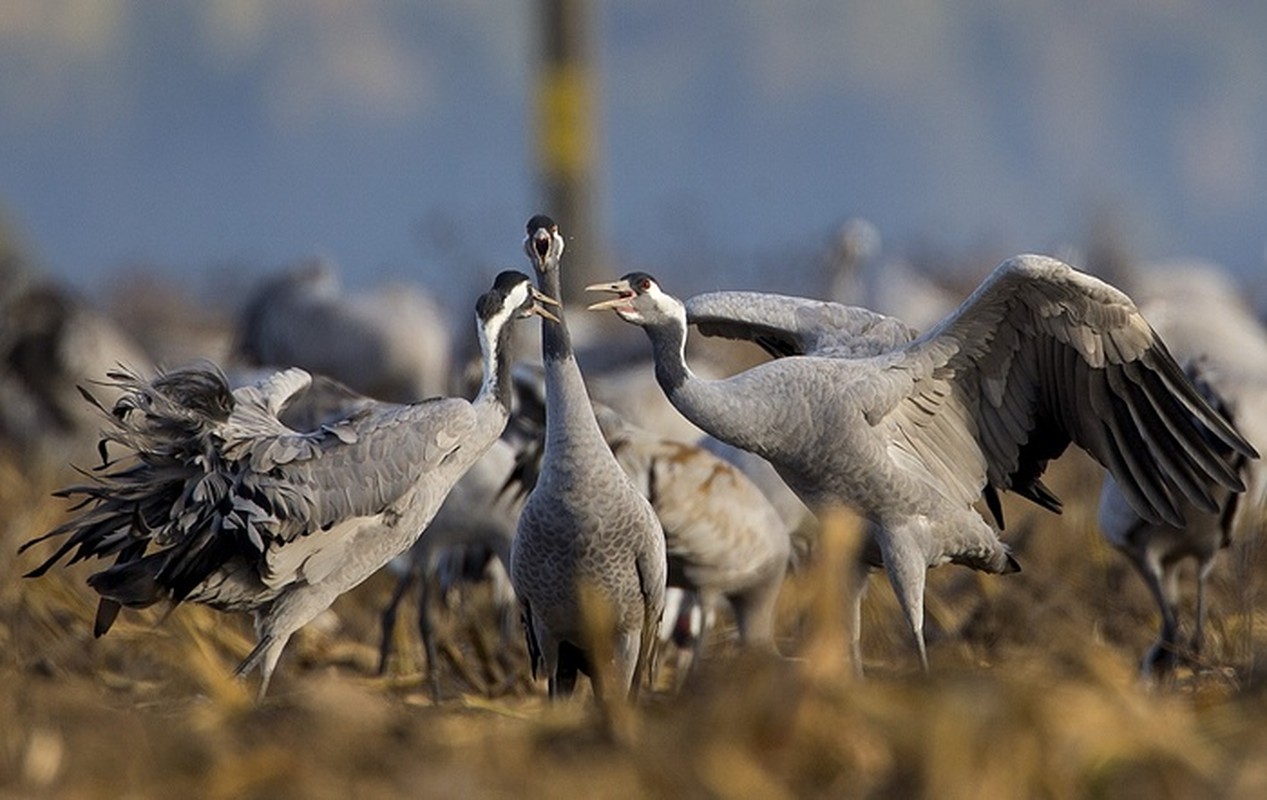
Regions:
[[4, 443, 1267, 799]]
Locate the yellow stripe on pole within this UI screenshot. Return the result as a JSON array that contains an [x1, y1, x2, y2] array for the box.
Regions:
[[537, 64, 594, 180]]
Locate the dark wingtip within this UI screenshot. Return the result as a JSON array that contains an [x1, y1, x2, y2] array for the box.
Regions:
[[93, 600, 121, 637], [983, 485, 1006, 530], [21, 539, 74, 577], [1031, 479, 1064, 514]]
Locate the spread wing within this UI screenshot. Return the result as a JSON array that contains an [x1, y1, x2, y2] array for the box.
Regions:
[[870, 254, 1257, 527], [685, 291, 917, 358]]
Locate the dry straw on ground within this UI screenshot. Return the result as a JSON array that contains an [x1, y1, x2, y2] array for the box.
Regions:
[[4, 448, 1267, 799]]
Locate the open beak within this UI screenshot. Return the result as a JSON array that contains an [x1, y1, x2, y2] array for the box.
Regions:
[[526, 287, 561, 323], [585, 280, 635, 312], [532, 229, 552, 260]]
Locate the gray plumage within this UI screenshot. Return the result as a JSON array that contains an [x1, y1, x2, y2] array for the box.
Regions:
[[1097, 263, 1267, 675], [587, 256, 1258, 670], [510, 215, 666, 700], [1097, 363, 1249, 675], [236, 258, 453, 403], [592, 405, 789, 651], [823, 217, 959, 332], [508, 396, 791, 654], [697, 436, 816, 566], [23, 271, 555, 697]]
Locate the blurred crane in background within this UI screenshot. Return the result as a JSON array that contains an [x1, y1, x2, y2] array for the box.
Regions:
[[0, 250, 154, 473], [1098, 259, 1267, 676], [235, 259, 453, 404]]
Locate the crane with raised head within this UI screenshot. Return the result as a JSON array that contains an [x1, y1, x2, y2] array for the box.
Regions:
[[510, 215, 666, 700], [23, 271, 557, 698], [587, 258, 1257, 671]]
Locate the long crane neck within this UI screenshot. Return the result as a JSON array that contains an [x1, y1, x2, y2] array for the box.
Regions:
[[536, 266, 607, 449], [472, 312, 515, 430], [537, 266, 574, 364], [643, 314, 765, 455], [646, 313, 691, 396]]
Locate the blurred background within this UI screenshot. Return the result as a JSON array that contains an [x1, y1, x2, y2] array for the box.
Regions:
[[2, 0, 1266, 312], [7, 5, 1267, 796]]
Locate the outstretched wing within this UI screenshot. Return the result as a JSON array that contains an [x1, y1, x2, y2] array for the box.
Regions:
[[686, 291, 917, 358], [871, 254, 1257, 527]]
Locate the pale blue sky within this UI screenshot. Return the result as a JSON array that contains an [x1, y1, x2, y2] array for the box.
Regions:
[[2, 1, 1264, 309]]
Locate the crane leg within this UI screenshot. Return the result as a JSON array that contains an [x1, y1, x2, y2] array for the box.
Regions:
[[849, 568, 870, 677], [1190, 557, 1216, 657], [377, 567, 416, 676], [879, 537, 929, 672], [1134, 550, 1180, 676]]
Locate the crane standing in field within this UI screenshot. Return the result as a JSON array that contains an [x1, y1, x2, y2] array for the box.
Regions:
[[506, 397, 792, 661], [1097, 362, 1259, 674], [511, 215, 666, 700], [22, 271, 558, 698], [592, 404, 790, 655], [1097, 261, 1267, 675], [587, 258, 1257, 670]]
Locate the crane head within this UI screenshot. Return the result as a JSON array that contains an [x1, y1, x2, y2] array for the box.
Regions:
[[524, 215, 563, 272]]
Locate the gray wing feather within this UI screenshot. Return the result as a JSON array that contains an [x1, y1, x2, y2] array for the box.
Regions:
[[879, 254, 1257, 526], [686, 291, 917, 358], [25, 365, 476, 582], [243, 395, 476, 541]]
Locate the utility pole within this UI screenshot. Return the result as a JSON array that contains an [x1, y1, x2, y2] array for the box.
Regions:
[[536, 0, 604, 300]]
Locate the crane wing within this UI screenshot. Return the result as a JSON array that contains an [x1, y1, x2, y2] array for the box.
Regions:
[[23, 364, 476, 603], [871, 255, 1257, 527], [686, 291, 917, 359], [222, 372, 474, 539]]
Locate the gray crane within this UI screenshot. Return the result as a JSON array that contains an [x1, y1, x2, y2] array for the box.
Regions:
[[507, 396, 792, 657], [586, 257, 1258, 671], [1097, 361, 1256, 675], [1096, 261, 1267, 675], [595, 405, 790, 652], [823, 217, 958, 333], [22, 271, 557, 698], [235, 258, 453, 403], [510, 215, 667, 700], [0, 274, 154, 470]]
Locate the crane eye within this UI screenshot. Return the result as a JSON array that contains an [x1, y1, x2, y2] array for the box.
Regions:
[[639, 279, 651, 291]]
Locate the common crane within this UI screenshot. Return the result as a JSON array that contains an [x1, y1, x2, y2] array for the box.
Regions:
[[236, 259, 453, 403], [1097, 260, 1267, 674], [587, 258, 1257, 670], [510, 216, 666, 700], [23, 271, 557, 697]]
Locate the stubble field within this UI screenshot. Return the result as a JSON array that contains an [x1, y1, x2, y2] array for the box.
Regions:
[[4, 444, 1267, 799]]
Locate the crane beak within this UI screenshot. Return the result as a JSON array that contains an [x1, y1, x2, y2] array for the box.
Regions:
[[584, 280, 634, 312], [530, 229, 553, 263], [526, 287, 561, 323]]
